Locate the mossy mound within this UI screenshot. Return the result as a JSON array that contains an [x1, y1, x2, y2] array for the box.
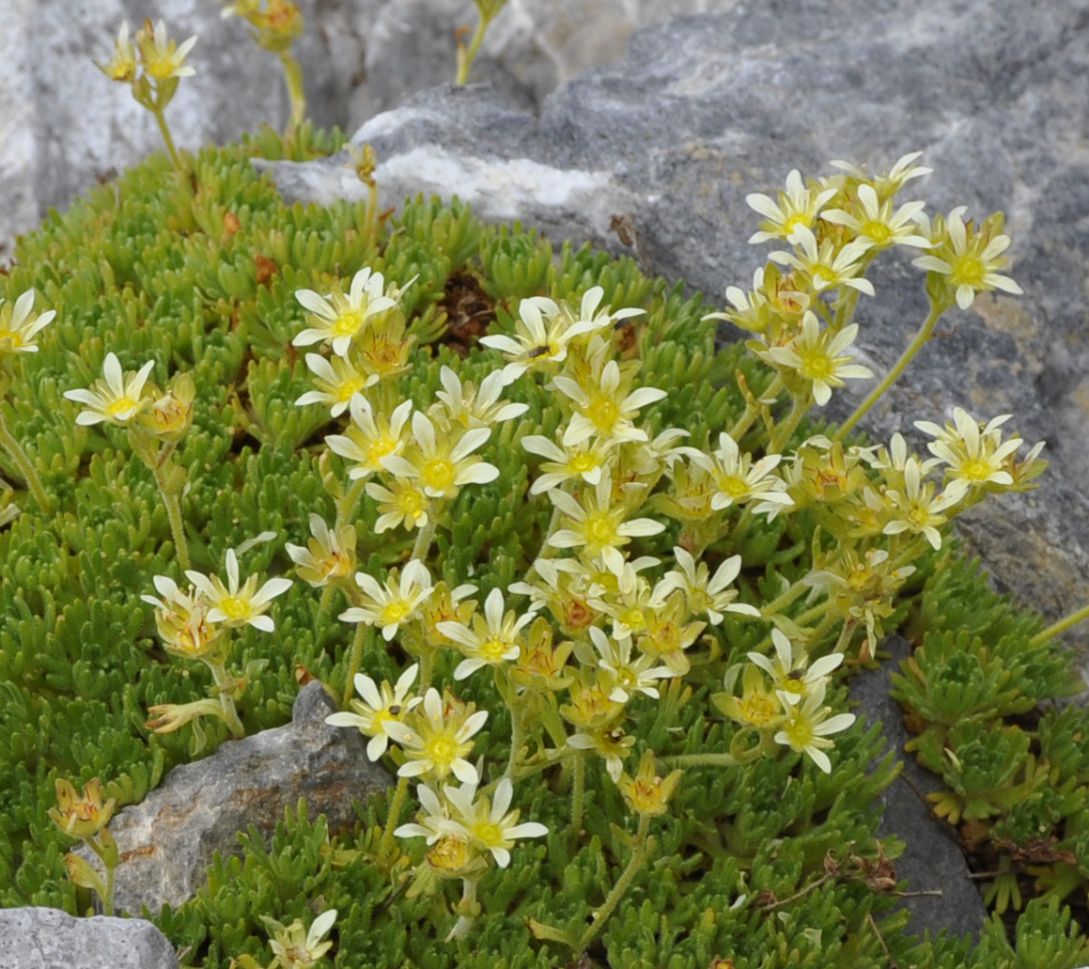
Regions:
[[2, 126, 1088, 968]]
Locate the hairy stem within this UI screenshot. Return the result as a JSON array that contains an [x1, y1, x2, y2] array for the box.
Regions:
[[577, 814, 652, 952], [278, 50, 307, 136], [151, 461, 190, 571], [836, 302, 945, 440], [1031, 604, 1089, 646], [342, 621, 368, 706], [0, 408, 51, 512], [379, 775, 410, 861]]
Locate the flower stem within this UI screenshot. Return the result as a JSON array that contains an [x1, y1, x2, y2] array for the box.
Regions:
[[342, 621, 367, 707], [278, 50, 307, 137], [207, 660, 245, 739], [505, 700, 523, 778], [835, 302, 946, 440], [768, 388, 813, 453], [412, 518, 438, 561], [577, 814, 652, 953], [0, 408, 51, 512], [150, 104, 184, 175], [379, 775, 410, 861], [455, 7, 494, 85], [1031, 604, 1089, 646], [150, 461, 191, 571], [570, 749, 586, 837]]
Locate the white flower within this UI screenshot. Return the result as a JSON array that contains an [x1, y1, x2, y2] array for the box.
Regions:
[[185, 549, 292, 632], [881, 457, 960, 550], [913, 407, 1024, 502], [479, 296, 600, 373], [384, 688, 489, 784], [830, 151, 932, 197], [656, 547, 760, 625], [587, 626, 673, 703], [0, 289, 56, 355], [912, 206, 1023, 310], [442, 778, 548, 868], [773, 681, 856, 774], [552, 361, 666, 446], [746, 169, 838, 244], [341, 560, 434, 641], [434, 365, 528, 428], [63, 352, 155, 426], [521, 433, 618, 494], [137, 19, 197, 81], [284, 514, 355, 587], [394, 782, 456, 844], [695, 432, 794, 516], [295, 353, 377, 416], [759, 311, 873, 406], [325, 396, 413, 481], [293, 267, 399, 357], [820, 184, 931, 251], [325, 664, 422, 760], [438, 588, 534, 681], [770, 226, 875, 296], [748, 629, 844, 705], [380, 411, 498, 499], [365, 479, 431, 533]]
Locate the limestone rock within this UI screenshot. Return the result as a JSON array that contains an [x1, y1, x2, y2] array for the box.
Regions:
[[849, 637, 987, 938], [0, 907, 177, 969], [260, 2, 1089, 642], [75, 681, 388, 915], [0, 0, 714, 250]]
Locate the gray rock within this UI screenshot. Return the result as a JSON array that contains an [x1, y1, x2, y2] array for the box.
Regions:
[[0, 0, 718, 250], [0, 907, 177, 969], [75, 682, 388, 915], [850, 636, 988, 939], [261, 3, 1089, 649]]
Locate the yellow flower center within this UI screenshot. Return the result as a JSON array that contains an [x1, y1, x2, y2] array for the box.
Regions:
[[782, 212, 811, 235], [0, 327, 23, 348], [480, 635, 512, 662], [379, 600, 412, 625], [782, 716, 814, 749], [423, 732, 462, 772], [105, 395, 137, 417], [396, 488, 427, 518], [587, 396, 620, 432], [861, 220, 893, 244], [960, 457, 994, 481], [619, 607, 646, 631], [428, 836, 471, 872], [364, 435, 397, 467], [364, 338, 406, 373], [798, 347, 834, 381], [739, 692, 778, 726], [421, 458, 456, 494], [908, 506, 933, 528], [569, 452, 598, 474], [950, 254, 985, 288], [718, 475, 751, 498], [219, 595, 252, 620], [336, 376, 366, 402], [583, 512, 619, 548], [471, 820, 504, 847], [627, 778, 666, 814], [333, 310, 364, 337]]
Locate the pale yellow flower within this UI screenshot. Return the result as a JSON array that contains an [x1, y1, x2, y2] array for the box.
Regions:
[[656, 546, 760, 625], [759, 311, 873, 405], [186, 549, 292, 632], [773, 682, 856, 774], [326, 664, 422, 760], [295, 353, 376, 416], [63, 352, 155, 426], [97, 21, 138, 82], [341, 560, 433, 641], [384, 688, 489, 784], [136, 19, 197, 81], [694, 432, 793, 516], [438, 588, 534, 681], [325, 396, 413, 481], [259, 908, 337, 969], [747, 629, 844, 705], [914, 407, 1025, 501], [479, 296, 600, 374], [770, 226, 875, 296], [820, 184, 931, 251], [829, 151, 932, 198], [442, 778, 548, 868], [912, 206, 1022, 309], [381, 411, 499, 500], [285, 514, 356, 586], [0, 289, 56, 355], [746, 169, 838, 244], [365, 478, 431, 533], [434, 365, 527, 429], [293, 267, 399, 357]]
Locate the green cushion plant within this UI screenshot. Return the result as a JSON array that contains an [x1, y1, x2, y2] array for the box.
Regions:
[[4, 11, 1089, 969]]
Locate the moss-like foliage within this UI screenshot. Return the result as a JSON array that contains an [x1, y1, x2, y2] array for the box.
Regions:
[[1, 125, 1087, 968]]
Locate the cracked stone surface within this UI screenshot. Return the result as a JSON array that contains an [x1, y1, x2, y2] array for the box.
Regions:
[[850, 636, 988, 939], [74, 681, 388, 915], [261, 3, 1089, 665], [0, 0, 713, 249], [0, 907, 178, 969]]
